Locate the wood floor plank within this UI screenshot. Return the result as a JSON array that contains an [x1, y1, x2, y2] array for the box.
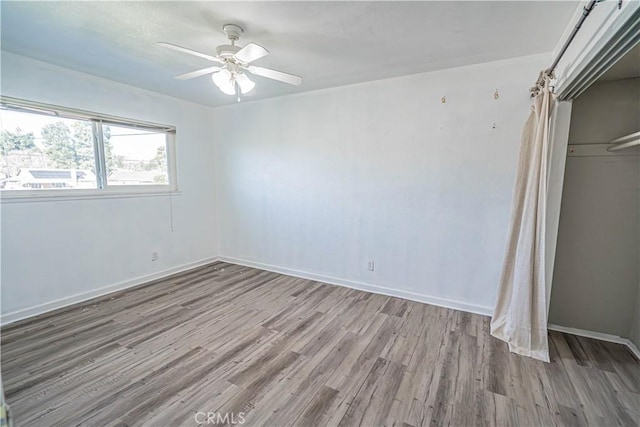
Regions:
[[2, 261, 638, 426], [252, 331, 356, 426]]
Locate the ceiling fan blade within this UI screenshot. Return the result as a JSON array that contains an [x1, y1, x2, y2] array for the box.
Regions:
[[246, 66, 302, 86], [175, 66, 222, 80], [157, 42, 222, 64], [235, 43, 269, 64]]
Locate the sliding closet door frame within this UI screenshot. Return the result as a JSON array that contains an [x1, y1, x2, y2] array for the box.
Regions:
[[543, 0, 639, 314], [545, 101, 573, 314], [552, 0, 640, 100]]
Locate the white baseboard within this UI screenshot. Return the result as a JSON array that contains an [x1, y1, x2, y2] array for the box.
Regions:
[[0, 256, 221, 326], [218, 256, 493, 317], [548, 324, 640, 360], [222, 257, 639, 360], [4, 254, 637, 362]]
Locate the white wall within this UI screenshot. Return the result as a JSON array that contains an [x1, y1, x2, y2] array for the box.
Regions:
[[565, 78, 640, 145], [0, 52, 218, 321], [549, 78, 640, 339], [213, 53, 550, 313]]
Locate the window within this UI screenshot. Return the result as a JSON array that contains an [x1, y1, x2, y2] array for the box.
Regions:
[[0, 97, 176, 198], [105, 125, 169, 186]]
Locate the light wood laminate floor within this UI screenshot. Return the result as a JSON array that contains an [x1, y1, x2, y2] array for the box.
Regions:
[[2, 262, 639, 426]]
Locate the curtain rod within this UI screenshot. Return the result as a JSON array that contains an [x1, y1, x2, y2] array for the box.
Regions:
[[531, 0, 604, 96]]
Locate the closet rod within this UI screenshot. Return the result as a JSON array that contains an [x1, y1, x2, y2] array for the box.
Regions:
[[608, 131, 640, 151], [532, 0, 602, 95]]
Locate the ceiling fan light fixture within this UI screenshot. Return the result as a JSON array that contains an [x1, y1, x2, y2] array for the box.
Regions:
[[211, 69, 235, 95], [236, 72, 255, 94]]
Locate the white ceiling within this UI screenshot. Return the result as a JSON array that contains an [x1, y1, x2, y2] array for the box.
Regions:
[[1, 1, 579, 107]]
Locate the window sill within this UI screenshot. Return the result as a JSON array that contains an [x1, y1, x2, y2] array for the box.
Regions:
[[0, 187, 181, 203]]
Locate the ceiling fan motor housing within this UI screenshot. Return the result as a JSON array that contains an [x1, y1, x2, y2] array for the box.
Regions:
[[216, 44, 241, 60], [218, 24, 245, 60]]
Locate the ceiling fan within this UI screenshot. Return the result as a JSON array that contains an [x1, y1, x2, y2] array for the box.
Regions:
[[158, 24, 302, 97]]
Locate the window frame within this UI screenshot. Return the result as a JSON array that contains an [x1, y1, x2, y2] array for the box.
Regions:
[[0, 96, 178, 203]]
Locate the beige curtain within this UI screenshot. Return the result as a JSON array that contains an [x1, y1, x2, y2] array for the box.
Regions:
[[491, 78, 554, 362]]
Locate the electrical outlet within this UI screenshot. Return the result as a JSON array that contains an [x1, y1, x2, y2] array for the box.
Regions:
[[152, 252, 159, 261], [367, 261, 375, 271]]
